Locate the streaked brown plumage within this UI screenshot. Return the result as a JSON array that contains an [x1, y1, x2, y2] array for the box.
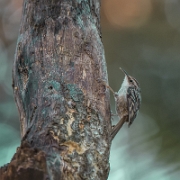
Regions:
[[102, 68, 141, 140]]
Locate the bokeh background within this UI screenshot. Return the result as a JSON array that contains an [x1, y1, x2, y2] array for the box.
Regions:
[[0, 0, 180, 179]]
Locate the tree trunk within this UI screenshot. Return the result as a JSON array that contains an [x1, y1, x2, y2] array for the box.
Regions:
[[0, 0, 111, 180]]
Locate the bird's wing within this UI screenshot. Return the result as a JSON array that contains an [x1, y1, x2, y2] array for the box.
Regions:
[[127, 87, 141, 127]]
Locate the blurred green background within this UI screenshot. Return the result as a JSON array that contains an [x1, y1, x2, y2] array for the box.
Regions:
[[0, 0, 180, 179]]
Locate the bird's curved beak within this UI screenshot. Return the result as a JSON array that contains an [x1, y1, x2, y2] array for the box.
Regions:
[[119, 67, 128, 76]]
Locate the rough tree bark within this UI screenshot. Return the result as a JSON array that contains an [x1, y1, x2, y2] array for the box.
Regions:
[[0, 0, 112, 179]]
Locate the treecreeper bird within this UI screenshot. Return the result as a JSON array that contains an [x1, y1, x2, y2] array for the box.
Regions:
[[102, 68, 141, 141]]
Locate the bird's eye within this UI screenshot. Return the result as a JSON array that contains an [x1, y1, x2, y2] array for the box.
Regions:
[[129, 79, 133, 83]]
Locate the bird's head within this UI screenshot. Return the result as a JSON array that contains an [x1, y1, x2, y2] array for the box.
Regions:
[[120, 67, 140, 91]]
